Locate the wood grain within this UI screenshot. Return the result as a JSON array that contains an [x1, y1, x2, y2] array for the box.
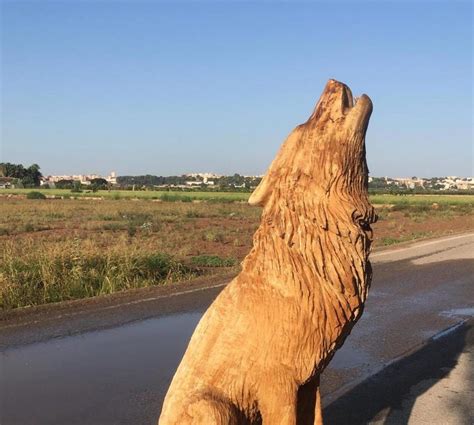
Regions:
[[159, 79, 376, 425]]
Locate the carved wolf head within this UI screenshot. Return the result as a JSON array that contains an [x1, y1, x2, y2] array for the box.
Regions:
[[249, 79, 377, 240]]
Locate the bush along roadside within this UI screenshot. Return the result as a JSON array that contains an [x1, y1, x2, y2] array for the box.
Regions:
[[0, 246, 196, 310], [26, 191, 46, 200]]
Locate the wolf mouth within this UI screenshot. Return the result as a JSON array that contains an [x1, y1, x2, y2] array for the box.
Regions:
[[339, 81, 372, 118], [310, 79, 373, 130]]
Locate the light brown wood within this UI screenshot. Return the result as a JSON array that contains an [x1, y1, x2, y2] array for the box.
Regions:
[[159, 79, 376, 425]]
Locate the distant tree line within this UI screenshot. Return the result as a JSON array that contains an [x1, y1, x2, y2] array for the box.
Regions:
[[116, 174, 262, 192], [0, 162, 42, 187], [117, 175, 189, 187], [55, 178, 108, 191], [1, 163, 471, 195]]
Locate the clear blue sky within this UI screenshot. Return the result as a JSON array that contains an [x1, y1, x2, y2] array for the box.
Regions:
[[1, 1, 472, 177]]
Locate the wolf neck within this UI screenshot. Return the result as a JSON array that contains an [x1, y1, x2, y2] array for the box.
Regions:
[[241, 203, 371, 317]]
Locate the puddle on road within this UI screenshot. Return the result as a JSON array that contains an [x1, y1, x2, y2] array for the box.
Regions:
[[1, 310, 378, 424], [441, 307, 474, 318], [1, 312, 202, 425], [330, 342, 374, 370]]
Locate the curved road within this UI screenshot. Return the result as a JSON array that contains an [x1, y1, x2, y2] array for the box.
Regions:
[[1, 233, 473, 425]]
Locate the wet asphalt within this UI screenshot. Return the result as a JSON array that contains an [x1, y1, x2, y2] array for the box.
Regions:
[[0, 233, 473, 425]]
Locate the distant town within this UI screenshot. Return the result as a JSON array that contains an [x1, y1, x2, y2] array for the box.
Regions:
[[26, 172, 474, 192], [42, 173, 474, 191], [0, 163, 473, 193], [367, 176, 474, 191]]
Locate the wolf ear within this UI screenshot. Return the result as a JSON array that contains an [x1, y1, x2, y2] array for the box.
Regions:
[[248, 174, 272, 206]]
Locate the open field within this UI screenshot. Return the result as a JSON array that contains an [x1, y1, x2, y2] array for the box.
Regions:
[[3, 188, 474, 204], [1, 193, 473, 310], [0, 188, 250, 202], [369, 194, 474, 206]]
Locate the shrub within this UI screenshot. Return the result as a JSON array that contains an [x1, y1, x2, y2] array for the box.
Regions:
[[0, 244, 193, 310], [24, 223, 35, 232], [127, 224, 137, 237], [203, 231, 226, 243], [160, 193, 193, 203], [70, 181, 83, 193], [26, 191, 46, 200], [132, 253, 184, 280], [102, 222, 127, 231], [186, 210, 205, 218]]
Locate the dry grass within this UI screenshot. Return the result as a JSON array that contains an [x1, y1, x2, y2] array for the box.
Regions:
[[0, 195, 472, 310], [0, 199, 259, 309]]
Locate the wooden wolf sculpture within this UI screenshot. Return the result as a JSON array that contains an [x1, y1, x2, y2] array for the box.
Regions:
[[159, 79, 376, 425]]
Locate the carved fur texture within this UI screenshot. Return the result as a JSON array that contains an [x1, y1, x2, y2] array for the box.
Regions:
[[158, 79, 376, 425]]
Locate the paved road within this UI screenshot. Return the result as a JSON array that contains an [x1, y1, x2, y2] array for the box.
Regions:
[[325, 318, 473, 425], [1, 233, 473, 425]]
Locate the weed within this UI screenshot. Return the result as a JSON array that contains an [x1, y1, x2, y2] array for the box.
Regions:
[[232, 238, 242, 247], [0, 239, 195, 310], [102, 222, 126, 231], [191, 255, 236, 267], [186, 210, 205, 218], [203, 231, 226, 243], [381, 237, 401, 246], [99, 214, 115, 221], [127, 224, 137, 237], [24, 223, 35, 232], [118, 211, 152, 222], [46, 212, 65, 219], [380, 231, 433, 246]]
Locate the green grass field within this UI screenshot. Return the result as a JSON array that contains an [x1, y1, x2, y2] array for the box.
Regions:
[[2, 188, 473, 206], [369, 194, 474, 206], [1, 188, 249, 202]]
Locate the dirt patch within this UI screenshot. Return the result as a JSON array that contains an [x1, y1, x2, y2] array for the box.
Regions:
[[373, 210, 474, 246]]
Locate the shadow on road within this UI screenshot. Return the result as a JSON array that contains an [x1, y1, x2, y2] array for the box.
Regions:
[[324, 320, 472, 425]]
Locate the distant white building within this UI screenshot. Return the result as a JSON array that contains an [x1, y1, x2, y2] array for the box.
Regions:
[[392, 177, 425, 189], [106, 171, 117, 185], [185, 172, 222, 179], [43, 171, 118, 186]]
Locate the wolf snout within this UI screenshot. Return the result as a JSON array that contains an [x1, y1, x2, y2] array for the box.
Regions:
[[353, 94, 373, 114]]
